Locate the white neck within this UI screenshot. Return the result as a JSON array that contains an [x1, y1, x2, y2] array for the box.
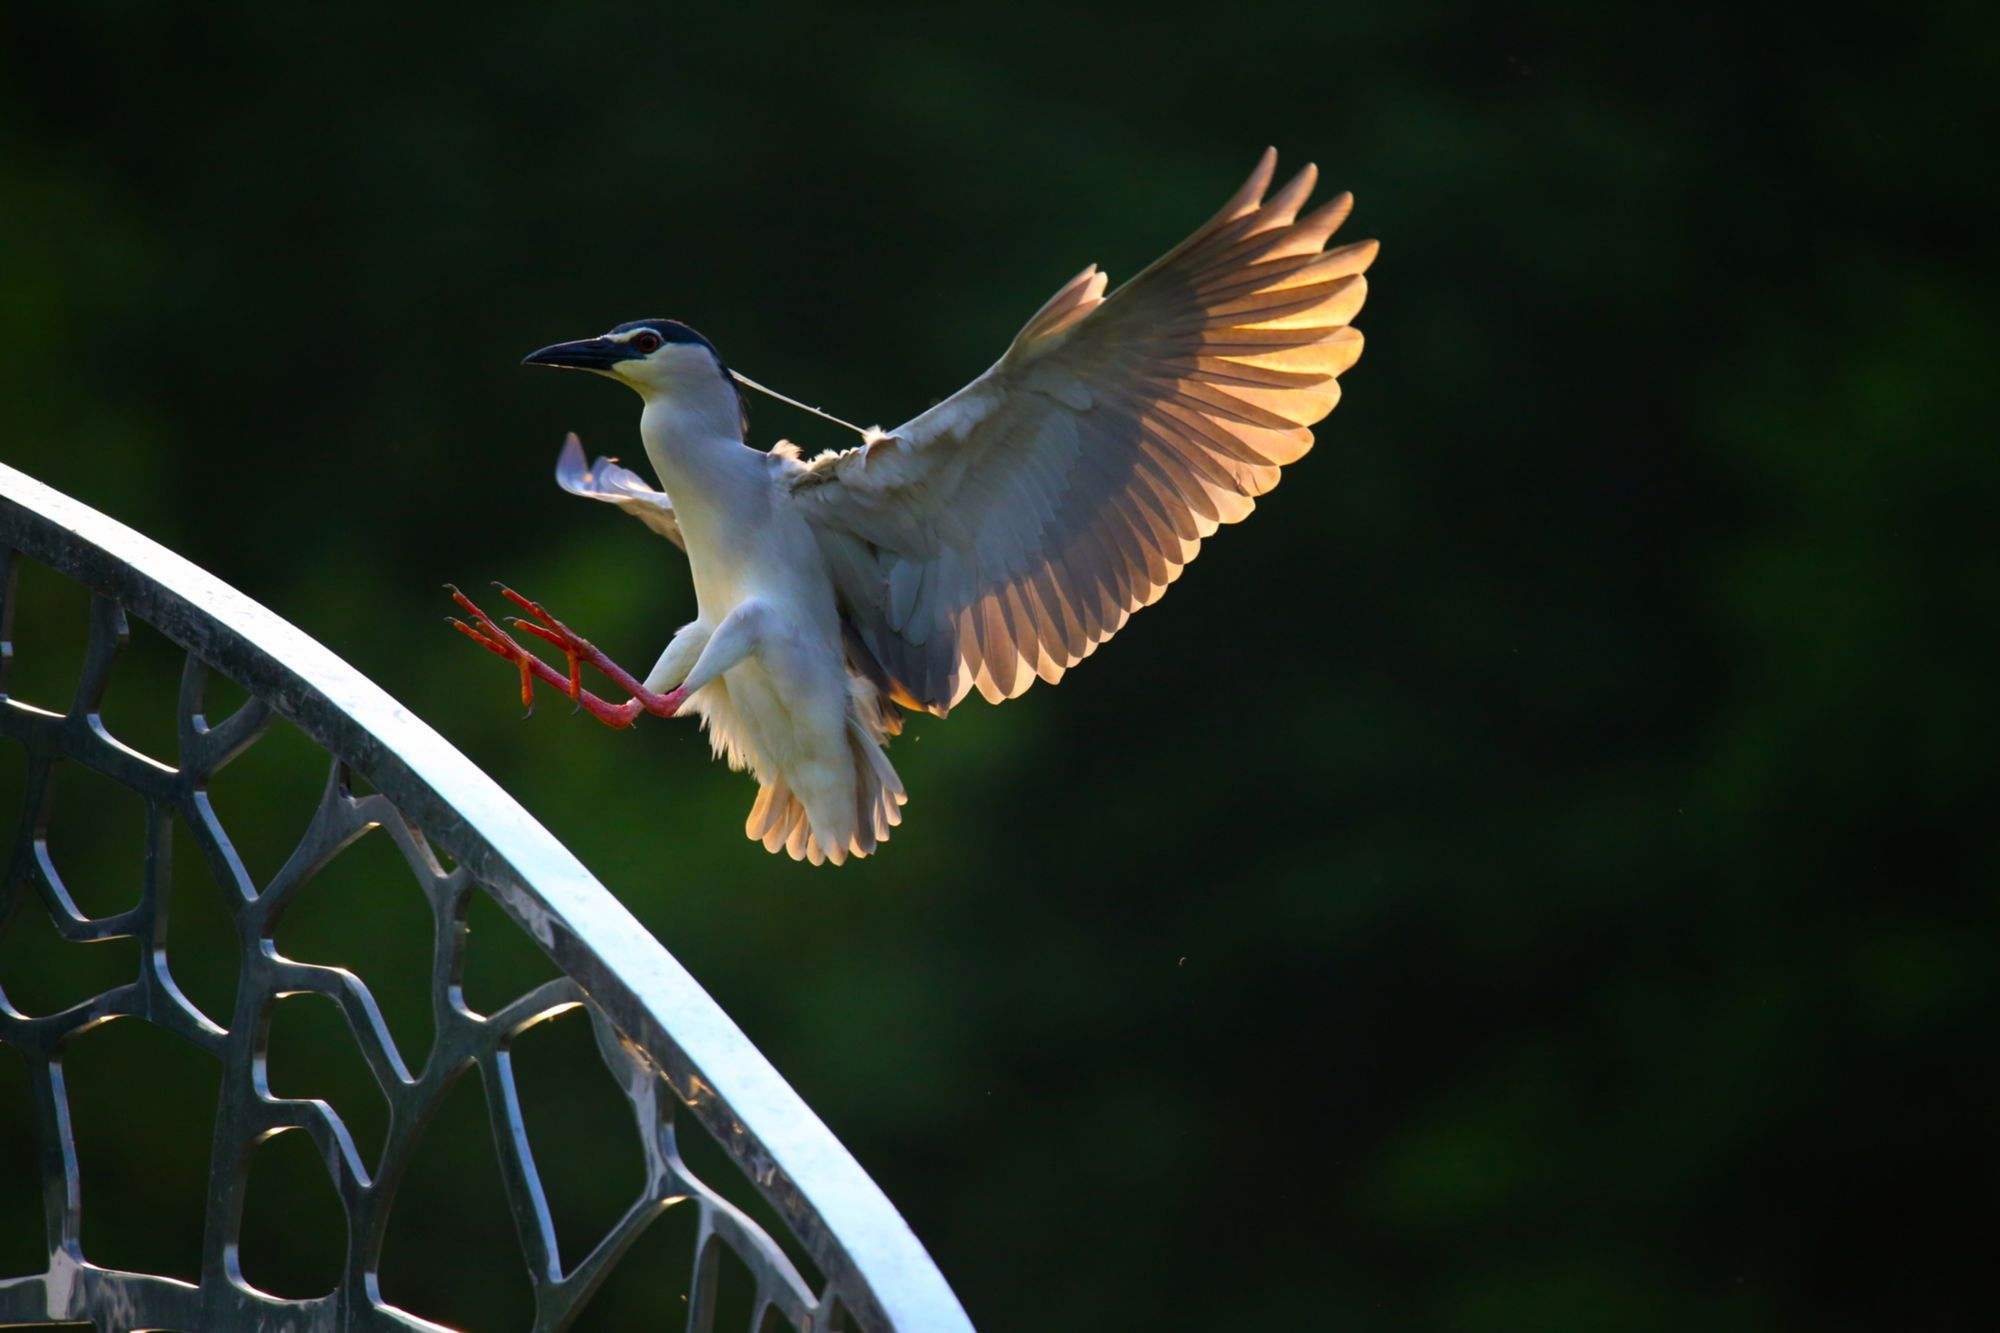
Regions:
[[634, 361, 749, 481], [634, 364, 771, 577], [640, 360, 742, 438]]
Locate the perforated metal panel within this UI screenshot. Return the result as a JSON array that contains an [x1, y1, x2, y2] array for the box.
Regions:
[[0, 464, 971, 1333]]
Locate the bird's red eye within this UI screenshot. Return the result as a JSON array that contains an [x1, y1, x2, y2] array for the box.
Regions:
[[632, 330, 663, 353]]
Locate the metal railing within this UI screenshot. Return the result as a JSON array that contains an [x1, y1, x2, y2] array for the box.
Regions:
[[0, 462, 971, 1333]]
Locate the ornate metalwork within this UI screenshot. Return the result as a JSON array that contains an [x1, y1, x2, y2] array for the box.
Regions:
[[0, 463, 972, 1333]]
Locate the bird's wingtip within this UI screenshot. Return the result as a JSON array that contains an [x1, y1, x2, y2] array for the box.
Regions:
[[555, 432, 590, 484]]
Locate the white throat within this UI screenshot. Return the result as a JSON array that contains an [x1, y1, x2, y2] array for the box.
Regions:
[[628, 353, 745, 481], [633, 361, 767, 563], [632, 357, 742, 439]]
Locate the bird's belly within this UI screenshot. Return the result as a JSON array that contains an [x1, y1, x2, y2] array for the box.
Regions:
[[677, 506, 850, 771], [683, 515, 834, 630], [710, 654, 846, 780]]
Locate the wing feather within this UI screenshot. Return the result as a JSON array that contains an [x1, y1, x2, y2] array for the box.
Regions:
[[553, 434, 684, 549], [795, 150, 1374, 712]]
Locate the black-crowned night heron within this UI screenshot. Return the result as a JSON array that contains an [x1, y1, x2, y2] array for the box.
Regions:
[[450, 149, 1376, 865]]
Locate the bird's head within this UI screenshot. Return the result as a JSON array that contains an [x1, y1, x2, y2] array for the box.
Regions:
[[523, 318, 738, 399], [523, 318, 747, 437]]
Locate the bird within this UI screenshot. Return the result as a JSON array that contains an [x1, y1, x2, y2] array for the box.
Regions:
[[449, 149, 1376, 865]]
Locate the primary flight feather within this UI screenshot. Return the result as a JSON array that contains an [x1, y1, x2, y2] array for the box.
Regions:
[[450, 149, 1376, 865]]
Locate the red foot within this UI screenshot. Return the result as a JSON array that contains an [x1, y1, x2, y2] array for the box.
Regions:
[[446, 584, 689, 729]]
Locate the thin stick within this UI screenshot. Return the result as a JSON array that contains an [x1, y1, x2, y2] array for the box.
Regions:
[[729, 369, 879, 441]]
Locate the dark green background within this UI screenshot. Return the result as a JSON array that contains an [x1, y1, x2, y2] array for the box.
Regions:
[[1, 2, 1994, 1328]]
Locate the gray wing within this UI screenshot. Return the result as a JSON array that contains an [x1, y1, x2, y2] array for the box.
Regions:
[[792, 149, 1374, 713], [553, 433, 683, 549]]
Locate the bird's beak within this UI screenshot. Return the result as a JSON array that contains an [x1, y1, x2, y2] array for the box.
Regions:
[[521, 336, 630, 372]]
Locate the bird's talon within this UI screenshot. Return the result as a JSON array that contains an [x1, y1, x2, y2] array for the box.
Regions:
[[510, 619, 570, 653], [446, 584, 668, 730], [497, 584, 559, 629]]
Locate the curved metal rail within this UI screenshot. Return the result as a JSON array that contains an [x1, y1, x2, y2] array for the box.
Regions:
[[0, 462, 972, 1332]]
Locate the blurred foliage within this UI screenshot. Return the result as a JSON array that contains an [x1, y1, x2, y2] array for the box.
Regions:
[[1, 0, 1995, 1328]]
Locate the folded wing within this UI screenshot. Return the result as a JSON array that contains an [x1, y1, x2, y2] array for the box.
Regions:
[[553, 433, 684, 549], [792, 149, 1375, 712]]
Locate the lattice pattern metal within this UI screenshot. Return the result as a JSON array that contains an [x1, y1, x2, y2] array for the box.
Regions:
[[0, 468, 967, 1333]]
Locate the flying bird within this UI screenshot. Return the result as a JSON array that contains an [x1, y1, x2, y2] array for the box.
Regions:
[[450, 149, 1376, 865]]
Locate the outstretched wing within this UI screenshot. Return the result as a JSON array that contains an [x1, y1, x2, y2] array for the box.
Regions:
[[793, 149, 1375, 713], [554, 433, 684, 549]]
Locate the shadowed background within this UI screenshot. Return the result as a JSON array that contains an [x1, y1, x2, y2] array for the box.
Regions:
[[1, 1, 1994, 1328]]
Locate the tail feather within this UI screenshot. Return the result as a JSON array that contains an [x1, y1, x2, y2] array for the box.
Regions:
[[852, 717, 907, 847], [786, 806, 815, 863], [742, 720, 907, 866], [747, 778, 804, 859]]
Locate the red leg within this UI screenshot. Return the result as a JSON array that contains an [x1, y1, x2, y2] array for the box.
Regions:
[[446, 585, 687, 729]]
